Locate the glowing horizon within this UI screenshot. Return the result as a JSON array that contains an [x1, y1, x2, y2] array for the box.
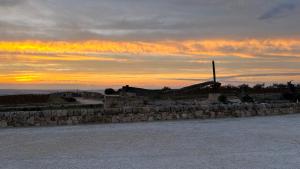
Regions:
[[1, 0, 300, 89], [0, 38, 299, 89]]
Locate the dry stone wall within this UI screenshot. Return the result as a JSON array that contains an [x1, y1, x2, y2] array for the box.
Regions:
[[0, 103, 299, 128]]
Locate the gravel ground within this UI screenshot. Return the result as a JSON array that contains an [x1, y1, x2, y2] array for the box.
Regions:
[[1, 115, 300, 169]]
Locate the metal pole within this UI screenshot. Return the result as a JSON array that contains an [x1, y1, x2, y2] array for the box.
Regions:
[[212, 60, 216, 83]]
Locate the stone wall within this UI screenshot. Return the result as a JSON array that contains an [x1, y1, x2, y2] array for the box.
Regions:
[[0, 103, 299, 128]]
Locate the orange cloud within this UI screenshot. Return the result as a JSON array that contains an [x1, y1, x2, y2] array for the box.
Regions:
[[1, 39, 300, 59], [0, 38, 300, 88], [16, 54, 128, 62]]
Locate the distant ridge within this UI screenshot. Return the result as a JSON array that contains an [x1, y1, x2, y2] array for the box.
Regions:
[[0, 89, 104, 96], [0, 89, 55, 96]]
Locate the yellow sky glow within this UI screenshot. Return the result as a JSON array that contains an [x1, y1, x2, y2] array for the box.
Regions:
[[0, 39, 300, 88], [1, 39, 300, 58]]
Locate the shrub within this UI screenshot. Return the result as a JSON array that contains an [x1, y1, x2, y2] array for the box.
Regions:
[[282, 93, 300, 102], [241, 94, 254, 103], [239, 84, 250, 92], [253, 83, 265, 90], [218, 95, 227, 104], [105, 88, 117, 95]]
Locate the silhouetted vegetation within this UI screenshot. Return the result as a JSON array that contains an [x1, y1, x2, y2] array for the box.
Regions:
[[218, 95, 228, 104], [111, 82, 300, 101], [239, 84, 250, 92], [253, 83, 265, 90], [281, 81, 300, 102], [162, 86, 172, 93], [162, 86, 171, 91], [105, 88, 117, 95], [241, 94, 254, 103], [62, 97, 77, 102]]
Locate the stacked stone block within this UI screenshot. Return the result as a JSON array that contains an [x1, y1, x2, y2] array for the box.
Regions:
[[0, 103, 299, 128]]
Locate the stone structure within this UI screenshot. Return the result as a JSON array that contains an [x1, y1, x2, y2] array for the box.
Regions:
[[104, 94, 145, 109], [0, 103, 299, 128], [208, 93, 221, 103], [104, 95, 123, 109]]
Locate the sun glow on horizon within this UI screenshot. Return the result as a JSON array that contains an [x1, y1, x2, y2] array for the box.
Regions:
[[0, 38, 300, 89]]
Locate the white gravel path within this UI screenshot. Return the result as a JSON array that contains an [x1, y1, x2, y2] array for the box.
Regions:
[[1, 115, 300, 169]]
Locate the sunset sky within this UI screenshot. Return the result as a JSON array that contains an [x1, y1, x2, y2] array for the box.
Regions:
[[1, 0, 300, 89]]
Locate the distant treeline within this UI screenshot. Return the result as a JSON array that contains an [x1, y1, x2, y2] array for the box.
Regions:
[[106, 82, 300, 95], [214, 83, 300, 93]]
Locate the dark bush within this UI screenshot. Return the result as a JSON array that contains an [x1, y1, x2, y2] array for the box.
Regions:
[[162, 86, 171, 91], [105, 88, 117, 95], [253, 83, 265, 90], [63, 97, 77, 102], [161, 86, 172, 93], [239, 84, 250, 92], [271, 83, 287, 89], [282, 93, 300, 102], [218, 95, 228, 104], [287, 81, 296, 93], [241, 94, 254, 103]]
